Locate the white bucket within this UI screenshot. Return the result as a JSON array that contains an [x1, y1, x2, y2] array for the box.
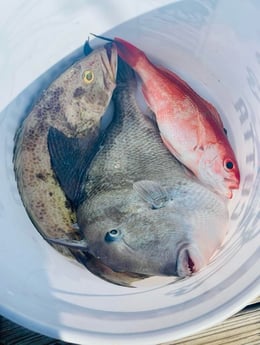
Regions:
[[0, 1, 259, 344]]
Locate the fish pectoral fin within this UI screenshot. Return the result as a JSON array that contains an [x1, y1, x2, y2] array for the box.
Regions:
[[47, 126, 100, 206], [44, 236, 88, 251], [133, 180, 169, 209]]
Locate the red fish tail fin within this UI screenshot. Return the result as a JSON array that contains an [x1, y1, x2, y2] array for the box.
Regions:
[[114, 37, 146, 69]]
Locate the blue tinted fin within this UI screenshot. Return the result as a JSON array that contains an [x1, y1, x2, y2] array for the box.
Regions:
[[47, 126, 100, 206]]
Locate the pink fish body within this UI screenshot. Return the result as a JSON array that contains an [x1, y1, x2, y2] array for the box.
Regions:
[[113, 37, 240, 199]]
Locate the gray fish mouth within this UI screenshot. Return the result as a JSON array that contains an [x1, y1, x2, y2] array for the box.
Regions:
[[104, 43, 113, 61], [176, 243, 196, 277]]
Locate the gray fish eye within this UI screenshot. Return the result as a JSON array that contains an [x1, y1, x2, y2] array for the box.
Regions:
[[105, 229, 121, 242]]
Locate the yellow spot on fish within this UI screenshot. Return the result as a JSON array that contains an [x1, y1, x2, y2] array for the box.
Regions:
[[82, 70, 94, 84]]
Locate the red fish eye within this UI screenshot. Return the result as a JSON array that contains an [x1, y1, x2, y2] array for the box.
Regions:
[[225, 161, 234, 170]]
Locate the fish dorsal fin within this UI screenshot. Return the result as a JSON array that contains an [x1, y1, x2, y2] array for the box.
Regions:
[[156, 65, 225, 130], [133, 180, 169, 209], [83, 39, 93, 56], [47, 126, 100, 206]]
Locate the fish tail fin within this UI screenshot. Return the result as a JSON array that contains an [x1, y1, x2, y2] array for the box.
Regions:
[[114, 37, 146, 69], [91, 33, 145, 70]]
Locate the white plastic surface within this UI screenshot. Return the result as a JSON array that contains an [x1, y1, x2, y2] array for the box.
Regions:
[[0, 1, 259, 344]]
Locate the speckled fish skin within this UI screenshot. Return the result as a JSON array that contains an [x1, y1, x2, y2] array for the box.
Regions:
[[14, 43, 150, 287], [13, 44, 117, 247], [73, 60, 229, 277]]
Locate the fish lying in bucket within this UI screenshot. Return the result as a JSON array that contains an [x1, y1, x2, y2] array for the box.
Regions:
[[92, 34, 240, 199], [47, 58, 229, 278], [13, 42, 147, 286]]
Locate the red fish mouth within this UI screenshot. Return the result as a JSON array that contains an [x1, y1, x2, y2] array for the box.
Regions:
[[225, 177, 240, 190], [216, 177, 239, 199]]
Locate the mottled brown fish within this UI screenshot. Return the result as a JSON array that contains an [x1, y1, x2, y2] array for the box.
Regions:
[[13, 43, 146, 286], [47, 59, 229, 278], [14, 42, 117, 243]]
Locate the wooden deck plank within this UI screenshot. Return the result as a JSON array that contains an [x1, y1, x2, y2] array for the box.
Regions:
[[164, 304, 260, 345], [1, 298, 259, 345]]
